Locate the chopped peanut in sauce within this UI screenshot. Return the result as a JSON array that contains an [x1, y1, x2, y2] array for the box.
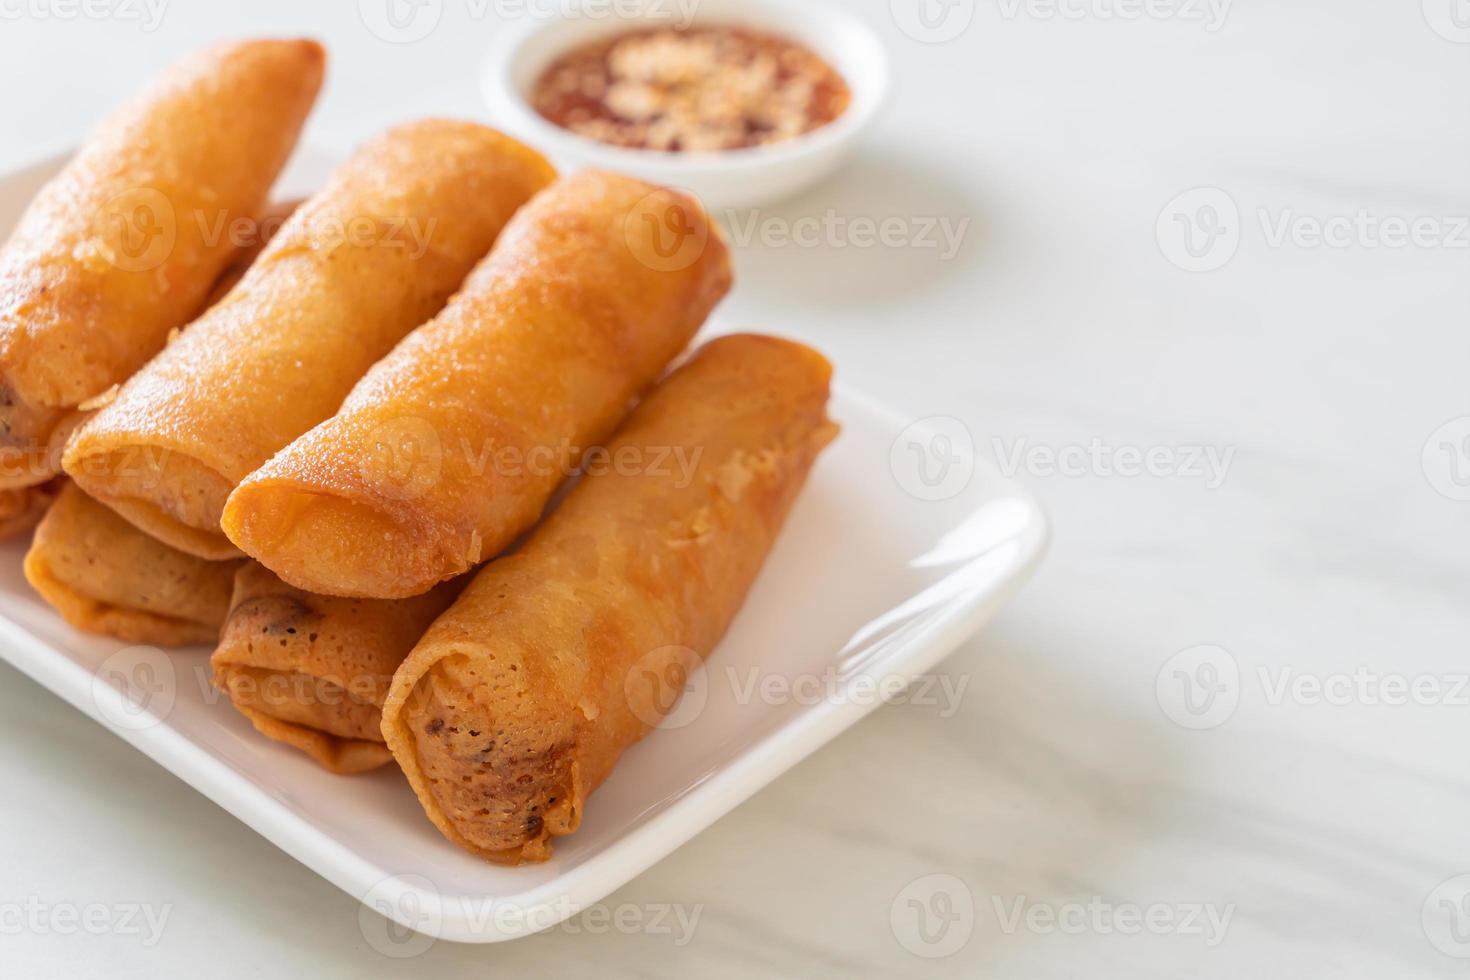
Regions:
[[531, 27, 851, 152]]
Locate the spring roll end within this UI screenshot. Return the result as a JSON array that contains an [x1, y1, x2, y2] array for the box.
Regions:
[[63, 440, 241, 559], [211, 562, 462, 772], [22, 546, 222, 647], [77, 493, 240, 562], [382, 640, 584, 864], [222, 485, 463, 598]]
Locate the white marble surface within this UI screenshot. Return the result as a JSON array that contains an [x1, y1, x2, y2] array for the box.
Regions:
[[1, 0, 1468, 975]]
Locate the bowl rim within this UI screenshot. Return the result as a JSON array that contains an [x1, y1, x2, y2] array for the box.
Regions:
[[480, 0, 892, 173]]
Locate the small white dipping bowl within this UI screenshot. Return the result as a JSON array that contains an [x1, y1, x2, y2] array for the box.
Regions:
[[481, 0, 891, 210]]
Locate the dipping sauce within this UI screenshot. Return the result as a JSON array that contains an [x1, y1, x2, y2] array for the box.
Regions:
[[531, 26, 851, 153]]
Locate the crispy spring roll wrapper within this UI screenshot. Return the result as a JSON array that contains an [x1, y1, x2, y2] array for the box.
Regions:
[[0, 478, 61, 541], [0, 39, 324, 490], [210, 563, 461, 774], [64, 122, 556, 560], [23, 483, 241, 646], [381, 334, 837, 863], [223, 170, 733, 598]]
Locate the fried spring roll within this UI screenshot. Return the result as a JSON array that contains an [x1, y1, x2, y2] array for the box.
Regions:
[[0, 479, 61, 541], [0, 39, 324, 490], [380, 334, 837, 863], [210, 563, 460, 774], [222, 170, 733, 598], [23, 483, 241, 646], [63, 121, 556, 560]]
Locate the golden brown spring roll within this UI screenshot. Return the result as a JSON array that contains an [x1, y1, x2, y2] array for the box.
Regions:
[[24, 483, 241, 646], [0, 39, 324, 490], [63, 121, 555, 560], [380, 334, 837, 863], [210, 563, 460, 774], [223, 170, 733, 598], [0, 479, 61, 541]]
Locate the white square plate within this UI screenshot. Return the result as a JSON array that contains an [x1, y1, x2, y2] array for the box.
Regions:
[[0, 147, 1047, 943]]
